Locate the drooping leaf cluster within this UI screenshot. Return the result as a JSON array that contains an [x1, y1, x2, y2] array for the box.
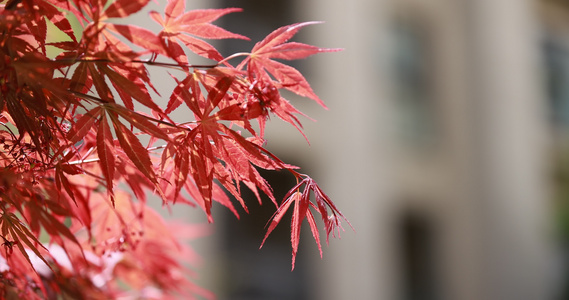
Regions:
[[0, 0, 350, 298]]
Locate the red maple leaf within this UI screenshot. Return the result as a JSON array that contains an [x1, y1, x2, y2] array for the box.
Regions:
[[150, 0, 248, 62], [261, 175, 353, 270], [0, 0, 348, 297], [239, 22, 341, 107]]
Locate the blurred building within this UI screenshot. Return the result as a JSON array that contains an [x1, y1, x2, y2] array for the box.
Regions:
[[165, 0, 569, 299]]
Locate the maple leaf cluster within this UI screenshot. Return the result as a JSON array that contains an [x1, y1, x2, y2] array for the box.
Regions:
[[0, 0, 351, 298]]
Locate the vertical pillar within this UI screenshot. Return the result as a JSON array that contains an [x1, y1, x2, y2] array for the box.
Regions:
[[465, 1, 553, 299], [299, 0, 398, 299]]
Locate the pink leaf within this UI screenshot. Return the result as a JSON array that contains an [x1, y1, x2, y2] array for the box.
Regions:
[[103, 0, 150, 18], [97, 114, 116, 196]]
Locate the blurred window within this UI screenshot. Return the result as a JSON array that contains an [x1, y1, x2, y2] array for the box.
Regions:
[[399, 211, 441, 300], [543, 35, 569, 129], [542, 27, 569, 300], [389, 20, 438, 147]]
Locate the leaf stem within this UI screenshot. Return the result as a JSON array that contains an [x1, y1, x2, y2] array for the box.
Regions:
[[55, 58, 221, 70], [217, 52, 250, 66]]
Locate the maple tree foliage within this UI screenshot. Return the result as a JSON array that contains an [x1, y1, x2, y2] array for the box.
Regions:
[[0, 0, 351, 298]]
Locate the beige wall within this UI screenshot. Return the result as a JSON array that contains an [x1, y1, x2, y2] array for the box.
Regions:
[[297, 0, 555, 299]]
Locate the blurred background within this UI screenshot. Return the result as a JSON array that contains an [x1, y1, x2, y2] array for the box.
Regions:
[[139, 0, 569, 299]]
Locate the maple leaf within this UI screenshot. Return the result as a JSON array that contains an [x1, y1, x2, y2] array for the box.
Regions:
[[99, 64, 164, 113], [109, 113, 159, 184], [261, 175, 352, 270], [238, 22, 341, 107], [150, 0, 248, 61], [97, 112, 115, 198], [0, 0, 347, 297], [102, 0, 150, 19], [67, 106, 103, 144], [104, 23, 167, 56]]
